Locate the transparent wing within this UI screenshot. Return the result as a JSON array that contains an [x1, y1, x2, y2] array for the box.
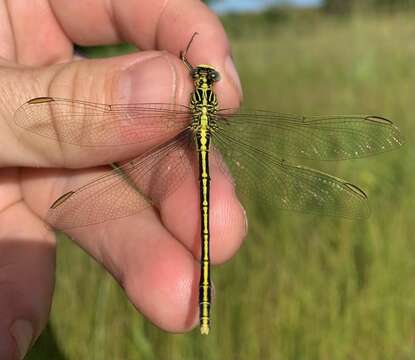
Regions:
[[214, 109, 403, 160], [213, 131, 370, 219], [15, 97, 192, 146], [48, 131, 196, 229]]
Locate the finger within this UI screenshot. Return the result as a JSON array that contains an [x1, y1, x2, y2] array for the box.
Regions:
[[20, 155, 246, 332], [49, 0, 243, 104], [5, 0, 242, 104], [4, 0, 241, 108], [4, 0, 72, 65], [70, 209, 200, 333], [0, 51, 193, 168], [21, 166, 201, 333], [160, 154, 247, 264], [21, 148, 246, 264], [0, 170, 55, 359]]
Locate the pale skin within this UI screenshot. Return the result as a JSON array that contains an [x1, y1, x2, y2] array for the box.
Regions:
[[0, 1, 246, 359]]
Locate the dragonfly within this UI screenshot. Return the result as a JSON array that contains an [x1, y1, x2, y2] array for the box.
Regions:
[[14, 33, 403, 335]]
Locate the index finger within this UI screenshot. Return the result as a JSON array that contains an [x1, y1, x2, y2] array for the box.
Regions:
[[51, 0, 243, 106]]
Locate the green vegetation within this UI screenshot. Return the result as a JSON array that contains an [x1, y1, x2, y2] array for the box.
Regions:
[[323, 0, 415, 13], [29, 11, 415, 360]]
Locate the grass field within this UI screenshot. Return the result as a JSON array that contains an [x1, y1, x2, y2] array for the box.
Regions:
[[28, 11, 415, 360]]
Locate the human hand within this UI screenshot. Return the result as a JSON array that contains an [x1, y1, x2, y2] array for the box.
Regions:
[[0, 1, 246, 358]]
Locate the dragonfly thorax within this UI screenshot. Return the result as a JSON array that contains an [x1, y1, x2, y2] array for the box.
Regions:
[[189, 64, 219, 142]]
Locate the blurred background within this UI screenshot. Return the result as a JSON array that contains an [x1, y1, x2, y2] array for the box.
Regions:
[[28, 0, 414, 359]]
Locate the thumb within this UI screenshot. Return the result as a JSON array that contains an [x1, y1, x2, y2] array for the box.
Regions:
[[0, 51, 192, 168]]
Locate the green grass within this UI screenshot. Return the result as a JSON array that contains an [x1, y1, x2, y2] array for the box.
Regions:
[[28, 12, 415, 360]]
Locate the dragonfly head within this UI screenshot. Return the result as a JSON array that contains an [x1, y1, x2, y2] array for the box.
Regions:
[[191, 65, 221, 87]]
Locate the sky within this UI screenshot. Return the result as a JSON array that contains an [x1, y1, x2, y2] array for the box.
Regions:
[[210, 0, 322, 13]]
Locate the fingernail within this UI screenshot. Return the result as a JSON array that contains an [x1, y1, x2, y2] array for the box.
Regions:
[[10, 320, 33, 360], [225, 55, 243, 101], [117, 54, 176, 104]]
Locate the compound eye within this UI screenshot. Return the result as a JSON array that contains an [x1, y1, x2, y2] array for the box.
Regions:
[[210, 71, 221, 82], [191, 68, 199, 79]]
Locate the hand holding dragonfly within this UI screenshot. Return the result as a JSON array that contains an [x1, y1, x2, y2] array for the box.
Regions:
[[0, 1, 245, 358]]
